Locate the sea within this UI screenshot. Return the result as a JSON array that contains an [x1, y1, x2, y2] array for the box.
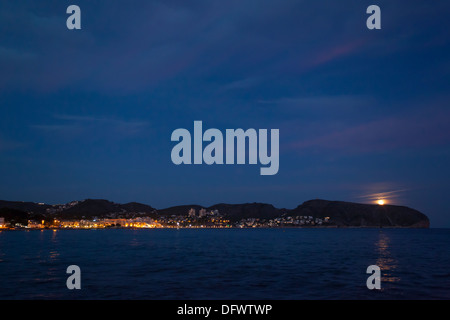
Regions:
[[0, 228, 449, 300]]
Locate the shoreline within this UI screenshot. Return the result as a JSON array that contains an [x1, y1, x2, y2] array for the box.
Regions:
[[0, 225, 431, 231]]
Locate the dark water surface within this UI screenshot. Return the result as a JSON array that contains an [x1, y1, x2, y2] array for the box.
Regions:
[[0, 228, 449, 299]]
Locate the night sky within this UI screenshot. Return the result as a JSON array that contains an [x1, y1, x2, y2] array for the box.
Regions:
[[1, 1, 450, 227]]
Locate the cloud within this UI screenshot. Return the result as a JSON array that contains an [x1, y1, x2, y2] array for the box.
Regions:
[[307, 39, 367, 69], [32, 114, 149, 139], [259, 95, 372, 110], [0, 46, 36, 61], [348, 180, 417, 206], [219, 77, 262, 92], [285, 100, 450, 154], [356, 187, 410, 204], [1, 0, 449, 96], [0, 136, 23, 152]]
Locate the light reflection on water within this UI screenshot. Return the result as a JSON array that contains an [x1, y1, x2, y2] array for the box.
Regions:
[[0, 228, 449, 299], [375, 231, 401, 284]]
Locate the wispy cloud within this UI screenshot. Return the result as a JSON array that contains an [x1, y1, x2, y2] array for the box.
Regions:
[[0, 46, 36, 61], [356, 187, 411, 205], [348, 179, 422, 207], [32, 114, 149, 138], [0, 136, 24, 152], [285, 101, 450, 154], [219, 77, 262, 92], [307, 39, 367, 69], [2, 1, 449, 94], [258, 95, 373, 111]]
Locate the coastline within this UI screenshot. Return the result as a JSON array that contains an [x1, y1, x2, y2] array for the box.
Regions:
[[0, 225, 433, 231]]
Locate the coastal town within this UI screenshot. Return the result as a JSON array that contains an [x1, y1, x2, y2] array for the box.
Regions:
[[0, 197, 428, 229], [0, 207, 331, 230]]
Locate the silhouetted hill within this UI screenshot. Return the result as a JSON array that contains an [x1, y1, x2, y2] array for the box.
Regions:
[[59, 199, 157, 219], [158, 205, 204, 216], [289, 199, 430, 228], [0, 199, 157, 220], [62, 199, 120, 217], [0, 198, 430, 227], [0, 207, 29, 225], [159, 200, 429, 227], [208, 203, 284, 221], [0, 200, 50, 214], [121, 202, 157, 213], [157, 203, 283, 221]]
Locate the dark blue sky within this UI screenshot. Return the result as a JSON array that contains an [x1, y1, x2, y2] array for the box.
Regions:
[[1, 1, 450, 227]]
